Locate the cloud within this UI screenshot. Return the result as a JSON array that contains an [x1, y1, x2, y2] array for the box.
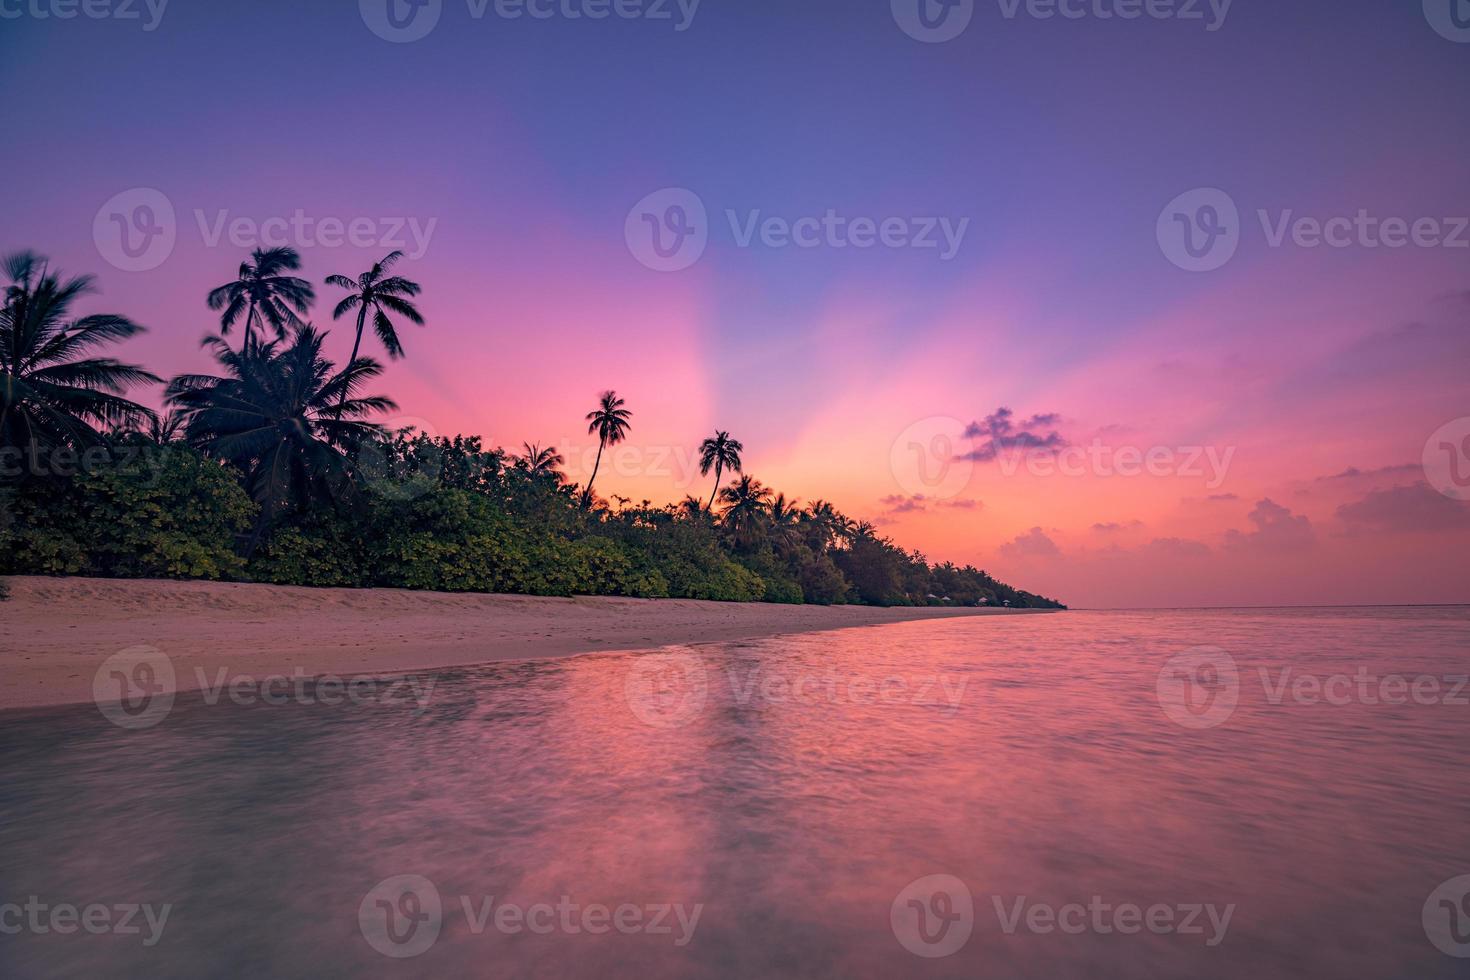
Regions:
[[1206, 493, 1239, 501], [1000, 527, 1061, 559], [1224, 498, 1316, 552], [1318, 464, 1420, 482], [1336, 482, 1470, 533], [957, 407, 1067, 462], [1092, 520, 1144, 533], [879, 493, 927, 515], [877, 494, 983, 521]]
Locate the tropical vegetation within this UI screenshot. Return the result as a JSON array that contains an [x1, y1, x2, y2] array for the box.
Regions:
[[0, 249, 1063, 608]]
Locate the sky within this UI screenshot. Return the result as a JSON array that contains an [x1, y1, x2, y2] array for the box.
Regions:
[[3, 0, 1469, 607]]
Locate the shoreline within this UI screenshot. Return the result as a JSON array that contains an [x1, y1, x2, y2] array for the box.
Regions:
[[0, 576, 1054, 711]]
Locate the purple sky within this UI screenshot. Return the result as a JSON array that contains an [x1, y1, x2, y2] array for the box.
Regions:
[[4, 0, 1469, 606]]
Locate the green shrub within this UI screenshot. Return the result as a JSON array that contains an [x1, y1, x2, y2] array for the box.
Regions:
[[0, 448, 255, 580]]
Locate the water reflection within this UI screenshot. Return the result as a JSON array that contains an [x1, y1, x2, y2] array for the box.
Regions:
[[2, 607, 1468, 978]]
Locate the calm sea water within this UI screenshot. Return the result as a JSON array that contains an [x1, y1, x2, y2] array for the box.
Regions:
[[2, 607, 1469, 978]]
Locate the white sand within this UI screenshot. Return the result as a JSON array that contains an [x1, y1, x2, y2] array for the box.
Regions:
[[0, 576, 1050, 710]]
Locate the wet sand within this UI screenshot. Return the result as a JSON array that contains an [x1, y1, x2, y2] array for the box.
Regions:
[[0, 576, 1049, 709]]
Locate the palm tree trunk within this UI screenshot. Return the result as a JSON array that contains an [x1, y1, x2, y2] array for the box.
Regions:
[[583, 439, 605, 509], [0, 386, 12, 447], [242, 302, 258, 352], [706, 461, 723, 512], [334, 306, 368, 422]]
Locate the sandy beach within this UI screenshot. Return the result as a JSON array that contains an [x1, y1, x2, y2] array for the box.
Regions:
[[0, 576, 1049, 710]]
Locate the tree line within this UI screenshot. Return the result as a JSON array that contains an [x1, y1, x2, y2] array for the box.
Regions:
[[0, 248, 1063, 608]]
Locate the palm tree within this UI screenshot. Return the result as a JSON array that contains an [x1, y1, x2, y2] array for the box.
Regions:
[[581, 390, 631, 508], [674, 495, 706, 522], [768, 492, 802, 552], [207, 247, 315, 350], [114, 409, 186, 445], [520, 442, 564, 482], [718, 474, 772, 548], [324, 251, 424, 417], [805, 499, 855, 549], [167, 323, 394, 545], [698, 430, 743, 512], [0, 251, 159, 452]]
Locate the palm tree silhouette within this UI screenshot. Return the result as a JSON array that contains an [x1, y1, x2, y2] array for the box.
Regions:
[[698, 430, 744, 512], [167, 323, 394, 546], [805, 499, 855, 549], [581, 390, 631, 508], [520, 442, 565, 482], [718, 474, 772, 548], [114, 409, 185, 445], [324, 250, 423, 417], [674, 494, 707, 522], [768, 492, 802, 552], [0, 251, 159, 451], [206, 247, 315, 350]]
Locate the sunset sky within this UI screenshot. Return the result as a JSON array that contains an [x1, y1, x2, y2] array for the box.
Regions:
[[3, 0, 1468, 607]]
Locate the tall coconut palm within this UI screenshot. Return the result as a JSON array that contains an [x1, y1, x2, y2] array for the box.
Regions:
[[206, 247, 315, 350], [718, 474, 772, 548], [167, 323, 394, 545], [698, 430, 743, 512], [581, 390, 631, 508], [324, 251, 424, 416], [0, 251, 159, 452], [520, 442, 565, 482]]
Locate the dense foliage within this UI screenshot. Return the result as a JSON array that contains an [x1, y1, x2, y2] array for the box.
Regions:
[[0, 250, 1065, 609]]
